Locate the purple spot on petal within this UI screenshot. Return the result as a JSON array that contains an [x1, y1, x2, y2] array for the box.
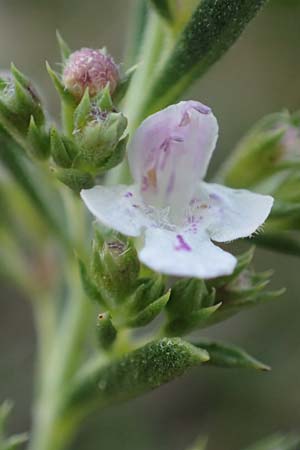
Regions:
[[124, 191, 133, 198], [175, 234, 192, 252], [209, 193, 221, 201]]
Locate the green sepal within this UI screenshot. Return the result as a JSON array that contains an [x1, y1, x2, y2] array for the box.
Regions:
[[164, 302, 221, 336], [27, 116, 50, 160], [96, 84, 113, 111], [167, 278, 207, 318], [243, 434, 300, 450], [96, 312, 117, 350], [55, 168, 95, 192], [56, 30, 71, 63], [126, 290, 170, 328], [50, 127, 79, 168], [74, 112, 128, 170], [194, 340, 270, 371], [12, 77, 44, 130], [73, 89, 91, 130], [10, 63, 30, 89], [78, 258, 106, 307], [112, 64, 138, 104], [209, 247, 255, 288], [141, 0, 267, 115], [46, 62, 77, 108], [186, 437, 208, 450], [99, 135, 128, 172], [127, 275, 165, 314], [63, 338, 209, 413]]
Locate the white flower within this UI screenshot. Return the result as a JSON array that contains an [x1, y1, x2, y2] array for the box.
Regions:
[[81, 101, 273, 279]]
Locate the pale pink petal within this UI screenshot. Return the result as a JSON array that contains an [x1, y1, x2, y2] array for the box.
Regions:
[[128, 101, 218, 223], [139, 227, 236, 279], [81, 185, 152, 237]]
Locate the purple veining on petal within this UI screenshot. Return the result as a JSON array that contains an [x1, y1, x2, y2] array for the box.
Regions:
[[167, 172, 176, 194], [209, 193, 221, 201], [175, 234, 192, 252], [188, 101, 211, 115]]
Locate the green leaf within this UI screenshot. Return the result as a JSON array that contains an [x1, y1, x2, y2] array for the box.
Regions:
[[142, 0, 267, 115], [243, 433, 300, 450], [56, 30, 71, 63], [252, 232, 300, 257], [46, 62, 76, 108], [64, 338, 209, 414], [0, 128, 70, 245], [126, 290, 170, 327], [112, 64, 139, 104], [78, 258, 106, 307], [27, 116, 50, 160], [194, 340, 270, 371]]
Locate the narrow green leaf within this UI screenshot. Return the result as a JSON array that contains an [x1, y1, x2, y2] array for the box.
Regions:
[[252, 232, 300, 257], [142, 0, 267, 115], [194, 340, 270, 371], [56, 30, 71, 63], [0, 128, 70, 245], [243, 433, 300, 450], [78, 258, 106, 307], [46, 62, 76, 107], [64, 338, 209, 413]]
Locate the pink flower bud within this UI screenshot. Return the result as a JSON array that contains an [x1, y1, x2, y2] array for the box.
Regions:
[[63, 48, 119, 100]]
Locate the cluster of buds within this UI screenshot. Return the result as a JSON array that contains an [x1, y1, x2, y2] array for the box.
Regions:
[[221, 110, 300, 234], [48, 45, 129, 191], [0, 36, 132, 190], [0, 65, 49, 160], [222, 111, 300, 189], [79, 229, 170, 351], [162, 247, 283, 336]]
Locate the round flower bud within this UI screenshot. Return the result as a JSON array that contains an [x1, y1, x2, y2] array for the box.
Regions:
[[63, 48, 119, 100]]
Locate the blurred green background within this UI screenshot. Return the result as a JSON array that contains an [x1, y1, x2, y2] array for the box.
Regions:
[[1, 1, 300, 449]]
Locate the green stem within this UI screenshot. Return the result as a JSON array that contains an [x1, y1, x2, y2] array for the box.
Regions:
[[28, 266, 92, 450]]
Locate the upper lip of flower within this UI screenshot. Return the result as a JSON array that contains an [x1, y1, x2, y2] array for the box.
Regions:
[[81, 100, 274, 279]]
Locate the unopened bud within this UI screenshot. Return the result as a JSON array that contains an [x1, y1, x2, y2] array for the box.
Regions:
[[0, 65, 44, 135], [221, 111, 300, 188], [92, 234, 140, 304], [96, 312, 117, 350], [73, 106, 127, 171], [63, 48, 120, 100]]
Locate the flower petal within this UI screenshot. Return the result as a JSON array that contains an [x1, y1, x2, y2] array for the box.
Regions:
[[81, 185, 152, 237], [197, 182, 274, 242], [128, 101, 218, 223], [139, 227, 237, 279]]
